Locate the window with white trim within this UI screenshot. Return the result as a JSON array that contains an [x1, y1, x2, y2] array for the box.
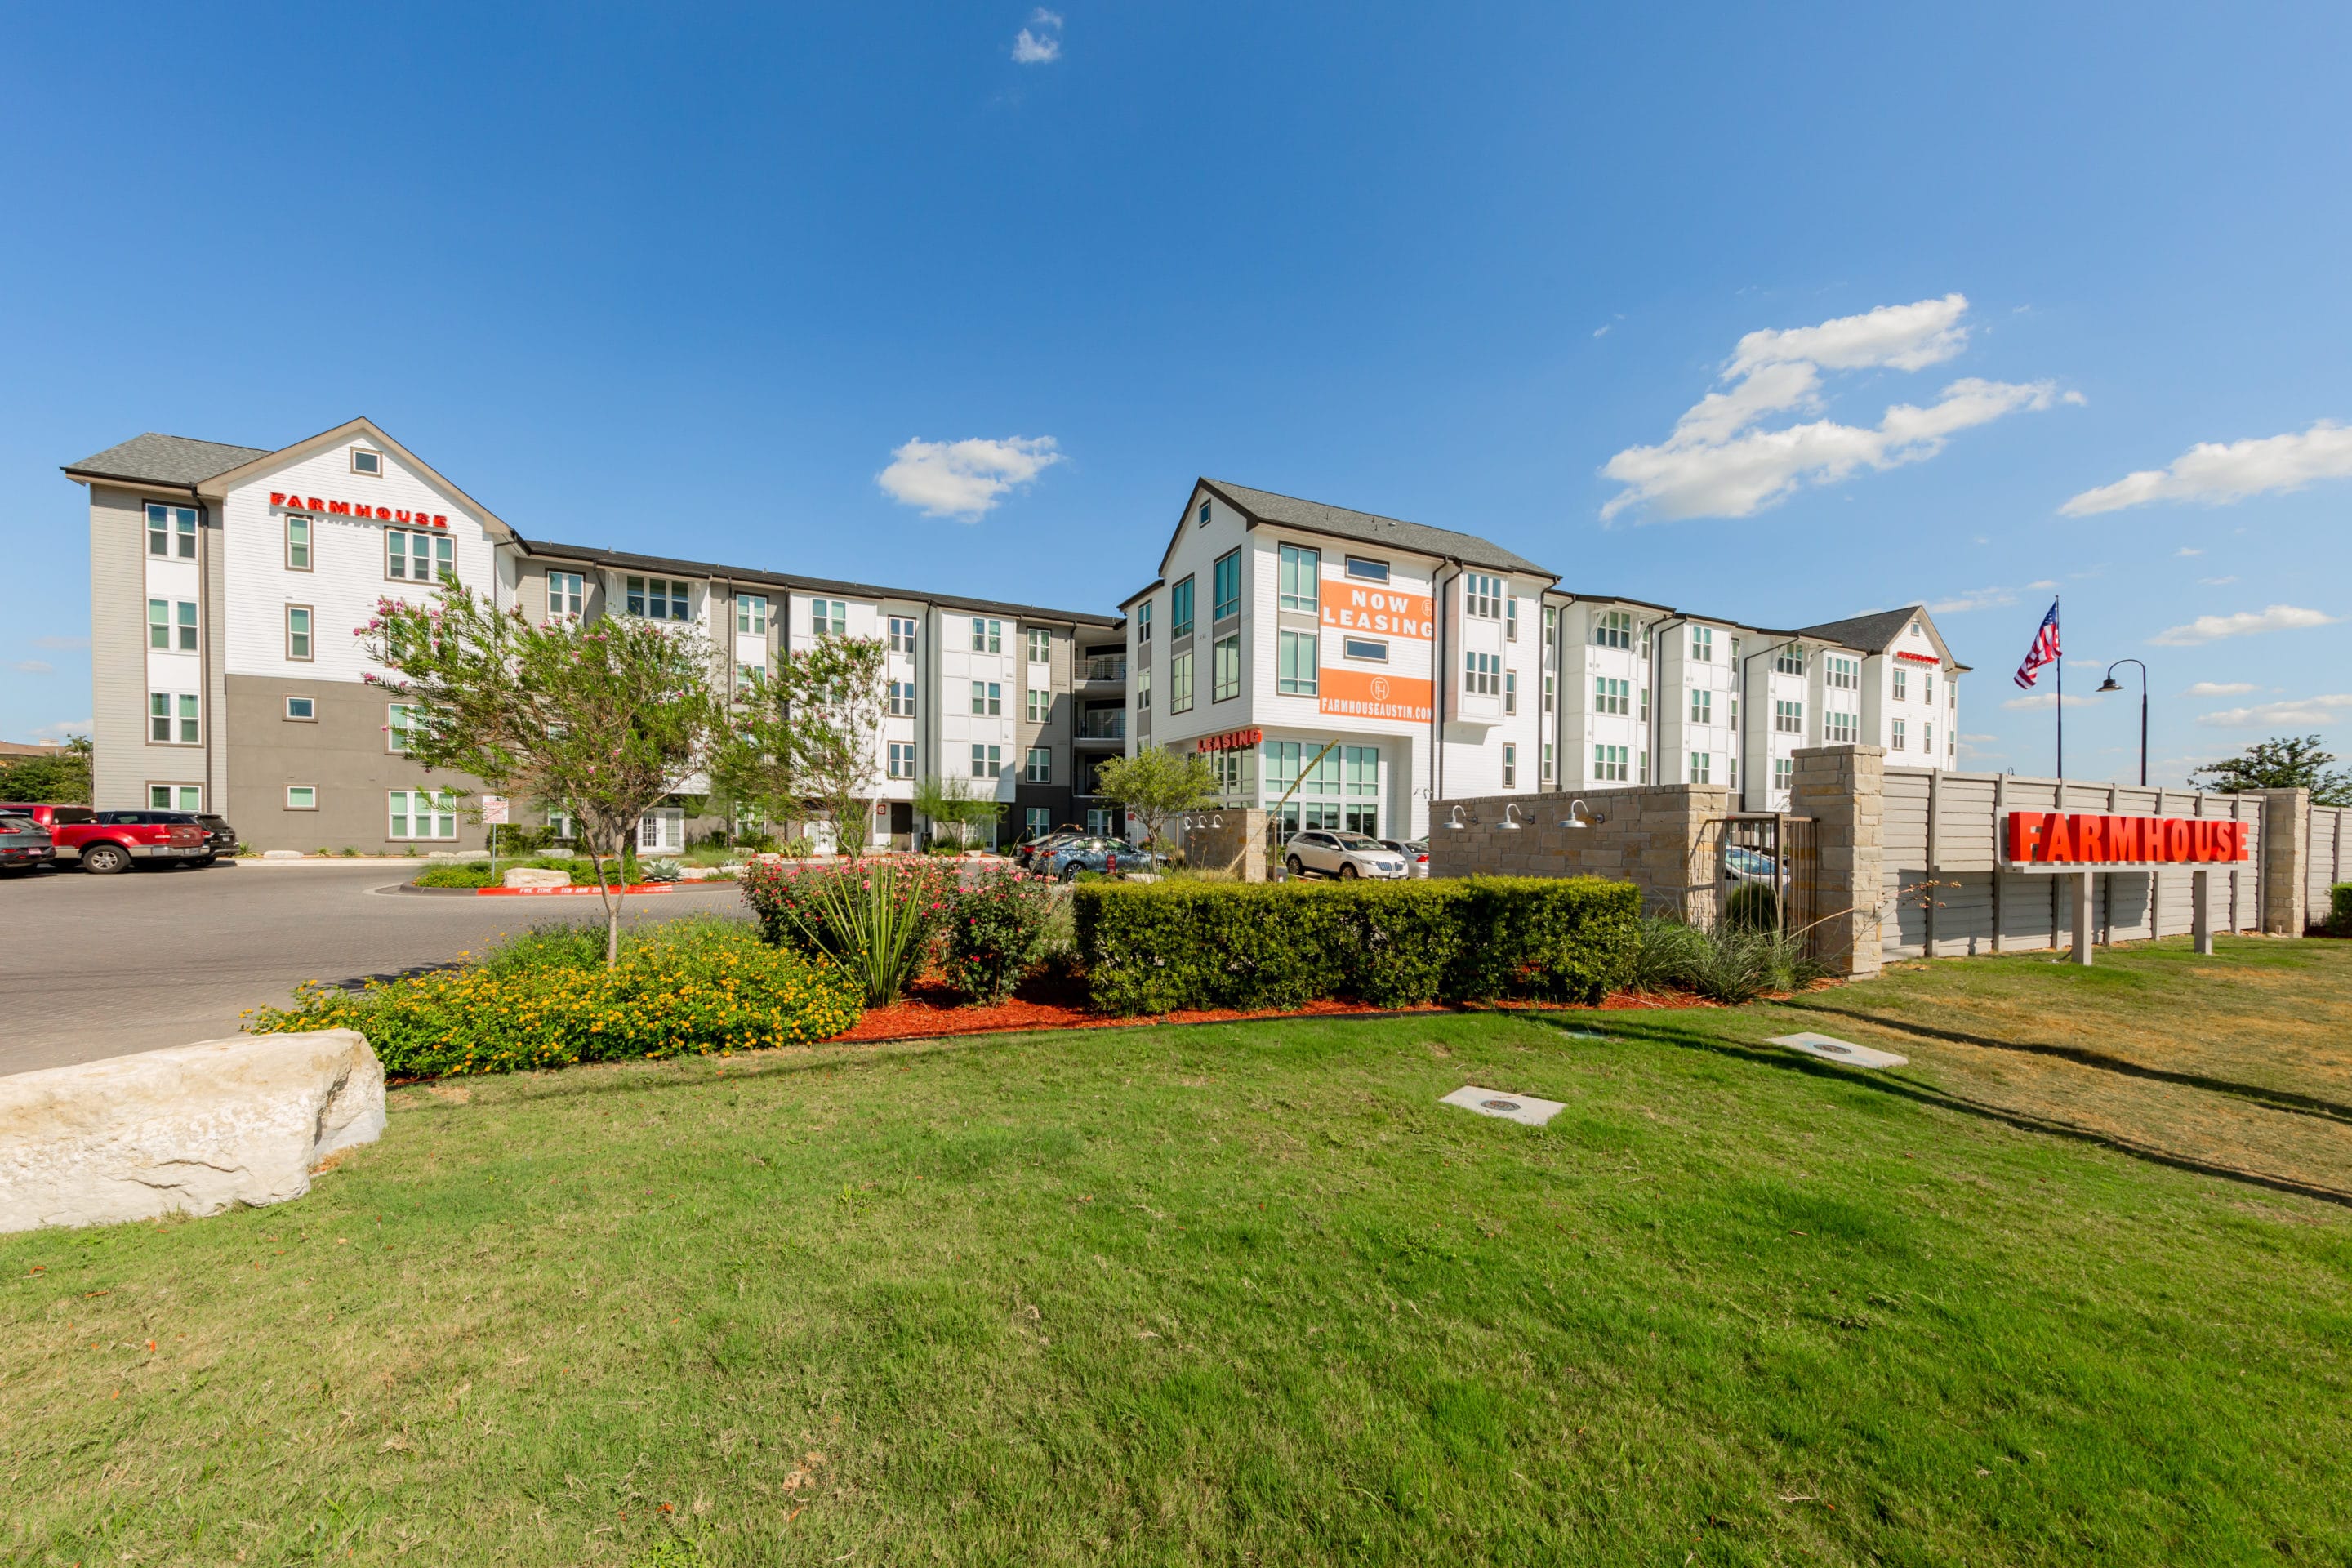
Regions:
[[1465, 573, 1503, 618], [1170, 651, 1194, 713], [1690, 688, 1711, 725], [1502, 743, 1517, 789], [1775, 698, 1802, 733], [1891, 718, 1907, 751], [1893, 666, 1908, 702], [1278, 544, 1320, 612], [970, 617, 1001, 653], [1027, 626, 1051, 665], [1923, 722, 1933, 755], [889, 615, 917, 653], [148, 784, 201, 812], [1689, 626, 1714, 662], [286, 786, 316, 811], [286, 514, 311, 571], [1025, 747, 1051, 783], [351, 448, 383, 476], [1775, 644, 1803, 675], [887, 742, 916, 778], [1689, 751, 1711, 784], [887, 679, 916, 717], [1923, 671, 1935, 705], [1464, 650, 1501, 696], [1595, 676, 1630, 715], [1825, 655, 1860, 690], [1505, 670, 1518, 715], [386, 703, 425, 755], [737, 594, 769, 635], [286, 605, 313, 661], [388, 528, 454, 582], [807, 597, 846, 636], [1827, 710, 1859, 744], [284, 696, 315, 721], [1344, 556, 1390, 583], [1343, 636, 1386, 663], [1026, 806, 1052, 838], [149, 692, 198, 744], [146, 503, 196, 559], [548, 571, 583, 617], [1774, 756, 1793, 793], [1212, 635, 1241, 702], [737, 662, 765, 688], [1026, 687, 1049, 723], [1593, 608, 1634, 648], [1506, 598, 1518, 641], [970, 743, 1002, 777], [148, 599, 196, 652], [1543, 742, 1554, 782], [970, 680, 1002, 716], [388, 788, 457, 840], [1593, 744, 1629, 782], [1273, 630, 1320, 697]]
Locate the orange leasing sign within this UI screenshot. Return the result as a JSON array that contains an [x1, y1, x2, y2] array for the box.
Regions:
[[1319, 666, 1432, 722], [2005, 812, 2250, 866], [1321, 585, 1434, 639]]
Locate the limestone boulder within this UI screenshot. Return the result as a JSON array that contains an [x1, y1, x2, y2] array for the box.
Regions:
[[0, 1030, 384, 1233], [503, 866, 572, 888]]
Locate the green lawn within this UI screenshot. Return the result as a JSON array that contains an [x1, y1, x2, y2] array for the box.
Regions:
[[5, 942, 2350, 1565]]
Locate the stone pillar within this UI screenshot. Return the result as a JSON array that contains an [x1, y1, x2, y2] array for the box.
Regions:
[[1176, 808, 1267, 881], [2255, 788, 2309, 934], [1788, 744, 1886, 978]]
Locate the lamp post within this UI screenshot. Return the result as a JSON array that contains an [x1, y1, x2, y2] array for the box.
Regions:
[[2097, 659, 2148, 787]]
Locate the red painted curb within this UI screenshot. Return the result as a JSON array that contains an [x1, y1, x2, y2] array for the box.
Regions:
[[473, 884, 681, 897]]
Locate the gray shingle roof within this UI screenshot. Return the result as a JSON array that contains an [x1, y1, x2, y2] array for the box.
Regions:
[[1795, 605, 1924, 653], [63, 433, 274, 488], [1200, 479, 1554, 578]]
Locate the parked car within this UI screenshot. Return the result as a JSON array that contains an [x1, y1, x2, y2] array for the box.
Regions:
[[1380, 837, 1431, 878], [1013, 827, 1085, 870], [0, 813, 56, 874], [0, 804, 212, 873], [1284, 830, 1410, 880], [1722, 844, 1779, 887], [194, 813, 238, 857], [1037, 835, 1147, 882]]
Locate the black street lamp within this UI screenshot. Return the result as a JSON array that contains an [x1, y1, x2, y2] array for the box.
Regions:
[[2097, 658, 2149, 787]]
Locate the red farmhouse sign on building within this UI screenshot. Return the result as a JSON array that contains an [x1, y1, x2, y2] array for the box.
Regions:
[[270, 491, 448, 528], [2004, 811, 2250, 867]]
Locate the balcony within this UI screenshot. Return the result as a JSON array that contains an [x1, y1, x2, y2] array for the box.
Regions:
[[1076, 654, 1128, 691], [1076, 709, 1126, 746]]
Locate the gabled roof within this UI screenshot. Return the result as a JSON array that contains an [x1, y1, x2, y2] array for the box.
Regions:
[[1796, 604, 1970, 670], [1193, 479, 1555, 579], [62, 433, 273, 490], [518, 536, 1124, 627], [198, 417, 515, 540]]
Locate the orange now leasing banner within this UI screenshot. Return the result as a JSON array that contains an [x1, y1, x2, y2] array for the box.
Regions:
[[1320, 666, 1433, 722], [2005, 811, 2250, 866], [1321, 585, 1435, 639]]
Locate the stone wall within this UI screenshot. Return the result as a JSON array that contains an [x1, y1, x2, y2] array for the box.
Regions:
[[1175, 808, 1268, 881], [1424, 785, 1731, 915], [2258, 788, 2309, 935], [1788, 744, 1885, 978]]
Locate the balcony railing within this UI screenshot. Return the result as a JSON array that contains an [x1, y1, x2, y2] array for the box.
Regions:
[[1080, 655, 1128, 682], [1078, 711, 1126, 740]]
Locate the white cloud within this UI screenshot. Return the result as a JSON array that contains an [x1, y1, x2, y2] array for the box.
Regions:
[[2196, 693, 2352, 728], [2198, 575, 2239, 586], [7, 659, 53, 675], [2002, 692, 2103, 710], [1013, 8, 1063, 63], [1599, 295, 2065, 522], [2147, 604, 2341, 647], [29, 718, 90, 742], [2026, 579, 2058, 590], [2185, 682, 2257, 696], [2060, 419, 2352, 515], [1927, 586, 2017, 613], [2173, 546, 2202, 557], [31, 634, 88, 651], [877, 435, 1064, 519]]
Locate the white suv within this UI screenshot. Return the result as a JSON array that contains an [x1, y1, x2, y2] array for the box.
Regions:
[[1284, 830, 1410, 880]]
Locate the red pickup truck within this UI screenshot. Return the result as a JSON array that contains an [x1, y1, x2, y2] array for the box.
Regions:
[[0, 804, 212, 874]]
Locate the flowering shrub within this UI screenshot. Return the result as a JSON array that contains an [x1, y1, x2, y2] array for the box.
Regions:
[[740, 858, 956, 1004], [243, 917, 860, 1079], [943, 869, 1058, 1003]]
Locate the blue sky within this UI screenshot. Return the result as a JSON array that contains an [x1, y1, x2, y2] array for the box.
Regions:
[[4, 2, 2348, 783]]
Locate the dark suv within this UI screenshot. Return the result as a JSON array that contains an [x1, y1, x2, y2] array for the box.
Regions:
[[194, 813, 238, 857]]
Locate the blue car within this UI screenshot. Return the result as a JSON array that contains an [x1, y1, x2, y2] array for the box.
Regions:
[[1039, 835, 1146, 882]]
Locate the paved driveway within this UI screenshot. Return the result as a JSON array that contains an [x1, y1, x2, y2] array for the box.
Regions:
[[0, 862, 750, 1077]]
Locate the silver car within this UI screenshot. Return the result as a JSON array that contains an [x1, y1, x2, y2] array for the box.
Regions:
[[1284, 830, 1410, 880]]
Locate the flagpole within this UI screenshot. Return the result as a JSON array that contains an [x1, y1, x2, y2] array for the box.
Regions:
[[2055, 595, 2063, 779]]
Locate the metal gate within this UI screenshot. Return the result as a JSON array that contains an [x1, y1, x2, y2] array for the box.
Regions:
[[1686, 814, 1819, 935]]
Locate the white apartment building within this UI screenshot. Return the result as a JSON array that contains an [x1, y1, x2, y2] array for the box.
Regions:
[[1123, 481, 1967, 837], [64, 420, 1124, 853]]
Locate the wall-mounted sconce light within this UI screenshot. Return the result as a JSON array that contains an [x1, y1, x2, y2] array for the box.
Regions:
[[1499, 803, 1524, 831], [1446, 804, 1468, 831], [1560, 797, 1606, 829]]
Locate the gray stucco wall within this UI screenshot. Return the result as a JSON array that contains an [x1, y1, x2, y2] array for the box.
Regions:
[[222, 674, 487, 852]]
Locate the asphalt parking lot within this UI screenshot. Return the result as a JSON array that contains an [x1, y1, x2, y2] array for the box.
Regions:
[[0, 862, 748, 1077]]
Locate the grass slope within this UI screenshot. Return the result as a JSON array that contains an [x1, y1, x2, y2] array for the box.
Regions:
[[5, 946, 2350, 1565]]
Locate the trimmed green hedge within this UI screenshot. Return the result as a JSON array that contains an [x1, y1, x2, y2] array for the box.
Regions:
[[1074, 876, 1642, 1015], [2332, 882, 2352, 937]]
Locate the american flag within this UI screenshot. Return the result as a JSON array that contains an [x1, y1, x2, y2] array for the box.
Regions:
[[2014, 599, 2060, 690]]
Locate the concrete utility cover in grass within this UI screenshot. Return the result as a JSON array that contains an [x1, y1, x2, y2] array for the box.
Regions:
[[1441, 1085, 1566, 1127], [1766, 1032, 1909, 1069]]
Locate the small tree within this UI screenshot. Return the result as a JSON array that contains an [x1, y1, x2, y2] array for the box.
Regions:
[[719, 635, 889, 858], [1089, 746, 1219, 856], [913, 773, 1003, 849], [0, 734, 92, 804], [360, 583, 725, 965], [2193, 735, 2352, 806]]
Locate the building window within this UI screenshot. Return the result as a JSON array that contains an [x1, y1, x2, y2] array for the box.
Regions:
[[146, 784, 198, 811], [1343, 637, 1386, 663], [1464, 651, 1501, 697], [887, 742, 916, 778], [1924, 671, 1936, 705], [1594, 744, 1629, 782], [1170, 651, 1195, 712], [1595, 676, 1630, 715], [1775, 644, 1804, 676], [1137, 601, 1153, 644], [889, 615, 918, 654], [1506, 598, 1518, 641], [1639, 751, 1649, 784], [737, 662, 766, 688], [737, 595, 769, 635], [388, 528, 455, 582], [146, 503, 197, 559], [1639, 684, 1650, 723], [1276, 630, 1320, 695], [971, 680, 1003, 716], [800, 597, 842, 636], [286, 786, 317, 811], [1502, 743, 1517, 789], [1690, 688, 1712, 725], [1689, 751, 1712, 784], [149, 692, 198, 745], [1923, 722, 1934, 756], [1891, 718, 1907, 751], [1826, 656, 1860, 690], [1025, 747, 1052, 783], [1027, 627, 1051, 665], [1775, 699, 1802, 733], [548, 571, 583, 617], [886, 679, 916, 717], [386, 702, 425, 754], [1170, 577, 1195, 639], [1893, 667, 1908, 702], [1026, 806, 1052, 838], [148, 599, 196, 652], [285, 696, 316, 721], [1545, 671, 1557, 711], [969, 616, 1001, 653], [546, 807, 574, 840], [1689, 626, 1714, 662], [351, 448, 383, 476], [969, 743, 1003, 778], [286, 514, 311, 571], [1344, 556, 1390, 583], [1505, 670, 1518, 715], [1137, 668, 1151, 710], [1909, 619, 1923, 638], [1593, 608, 1634, 649], [388, 789, 457, 841], [1211, 549, 1241, 623], [1197, 499, 1211, 528], [1465, 573, 1503, 619], [1774, 756, 1793, 793], [1277, 543, 1321, 612], [284, 605, 313, 661], [1212, 635, 1241, 702], [1828, 710, 1858, 744], [1026, 687, 1049, 723]]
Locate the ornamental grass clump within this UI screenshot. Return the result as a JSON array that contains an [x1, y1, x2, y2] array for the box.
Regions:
[[243, 915, 861, 1080], [740, 858, 955, 1005], [943, 868, 1059, 1004]]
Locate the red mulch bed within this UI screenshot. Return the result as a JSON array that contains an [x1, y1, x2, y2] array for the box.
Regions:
[[829, 975, 1724, 1044]]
